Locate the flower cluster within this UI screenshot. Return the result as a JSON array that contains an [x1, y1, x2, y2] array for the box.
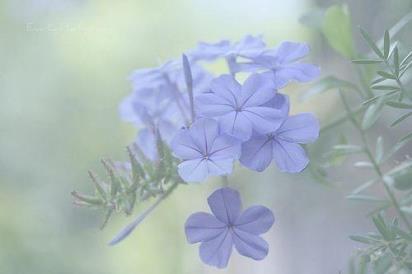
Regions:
[[121, 35, 320, 182]]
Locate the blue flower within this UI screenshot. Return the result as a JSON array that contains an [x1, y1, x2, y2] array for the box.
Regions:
[[240, 112, 320, 173], [195, 73, 286, 141], [185, 187, 275, 268], [240, 41, 320, 88], [189, 35, 266, 62], [171, 118, 241, 182]]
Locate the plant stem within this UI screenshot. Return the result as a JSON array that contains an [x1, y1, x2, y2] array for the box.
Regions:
[[109, 182, 179, 245], [339, 90, 412, 232]]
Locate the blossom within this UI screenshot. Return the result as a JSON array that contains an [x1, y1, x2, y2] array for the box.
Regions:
[[188, 35, 266, 62], [171, 118, 241, 182], [240, 112, 319, 173], [242, 41, 320, 88], [195, 73, 285, 141], [185, 187, 274, 268]]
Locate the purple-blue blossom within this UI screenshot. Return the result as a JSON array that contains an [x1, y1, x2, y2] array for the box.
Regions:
[[188, 35, 266, 62], [171, 118, 241, 182], [240, 112, 320, 173], [185, 187, 274, 268], [238, 41, 320, 88], [195, 73, 286, 141]]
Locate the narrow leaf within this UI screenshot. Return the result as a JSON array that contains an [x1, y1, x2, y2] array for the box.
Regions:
[[352, 59, 382, 64], [359, 27, 383, 58], [386, 101, 412, 109], [383, 30, 390, 59], [375, 136, 384, 163], [390, 112, 412, 127], [362, 97, 385, 130], [393, 46, 399, 76], [377, 70, 395, 79]]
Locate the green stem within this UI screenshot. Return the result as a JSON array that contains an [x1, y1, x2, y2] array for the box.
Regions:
[[339, 91, 412, 232]]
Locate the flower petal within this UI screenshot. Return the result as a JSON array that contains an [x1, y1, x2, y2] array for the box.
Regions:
[[206, 158, 235, 177], [171, 129, 202, 160], [277, 63, 320, 83], [239, 134, 273, 172], [240, 73, 276, 107], [219, 112, 253, 141], [210, 75, 241, 105], [136, 128, 157, 161], [210, 135, 241, 160], [189, 118, 219, 154], [232, 228, 269, 260], [263, 93, 290, 117], [208, 187, 242, 224], [272, 140, 309, 173], [277, 113, 320, 144], [199, 229, 233, 268], [243, 106, 284, 134], [177, 158, 208, 183], [235, 206, 274, 234], [195, 92, 234, 117], [276, 41, 310, 63], [185, 212, 227, 244]]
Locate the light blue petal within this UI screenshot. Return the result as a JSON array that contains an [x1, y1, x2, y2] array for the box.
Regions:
[[276, 41, 310, 63], [235, 206, 274, 234], [207, 187, 242, 224], [185, 212, 226, 244], [199, 229, 233, 268], [232, 228, 269, 260], [240, 73, 276, 107], [239, 134, 273, 172], [277, 113, 320, 144], [219, 112, 253, 141], [272, 140, 309, 173], [177, 158, 208, 183]]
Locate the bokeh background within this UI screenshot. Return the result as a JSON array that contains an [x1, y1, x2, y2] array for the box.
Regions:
[[1, 0, 412, 273]]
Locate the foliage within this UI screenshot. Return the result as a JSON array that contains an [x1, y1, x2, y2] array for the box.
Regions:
[[302, 5, 412, 273]]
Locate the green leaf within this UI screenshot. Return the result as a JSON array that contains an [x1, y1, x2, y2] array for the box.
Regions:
[[88, 170, 107, 201], [390, 112, 412, 127], [349, 235, 376, 244], [322, 4, 354, 58], [383, 30, 390, 59], [351, 179, 377, 194], [386, 101, 412, 109], [400, 51, 412, 67], [359, 27, 384, 58], [362, 97, 385, 130], [388, 161, 412, 191], [375, 136, 384, 163], [377, 70, 396, 79], [352, 59, 382, 64], [301, 76, 359, 101], [346, 194, 387, 203], [372, 214, 393, 240], [371, 85, 399, 91], [400, 132, 412, 143], [393, 46, 400, 77]]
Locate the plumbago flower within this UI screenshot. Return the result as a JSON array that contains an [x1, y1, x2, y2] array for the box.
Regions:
[[195, 73, 285, 141], [171, 118, 241, 182], [189, 35, 266, 62], [236, 41, 320, 88], [185, 187, 274, 268], [240, 110, 320, 173]]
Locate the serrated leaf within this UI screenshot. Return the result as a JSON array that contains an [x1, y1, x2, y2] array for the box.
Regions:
[[362, 97, 385, 130], [390, 112, 412, 127], [322, 4, 354, 58], [352, 59, 382, 64], [375, 136, 384, 163], [359, 27, 383, 58], [383, 30, 390, 59]]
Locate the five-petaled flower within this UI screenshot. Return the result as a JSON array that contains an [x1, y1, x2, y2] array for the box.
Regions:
[[185, 187, 275, 268], [243, 41, 320, 89], [171, 118, 241, 182], [240, 112, 320, 173], [196, 73, 285, 141]]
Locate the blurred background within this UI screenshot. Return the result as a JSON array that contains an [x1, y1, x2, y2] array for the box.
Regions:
[[1, 0, 412, 273]]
